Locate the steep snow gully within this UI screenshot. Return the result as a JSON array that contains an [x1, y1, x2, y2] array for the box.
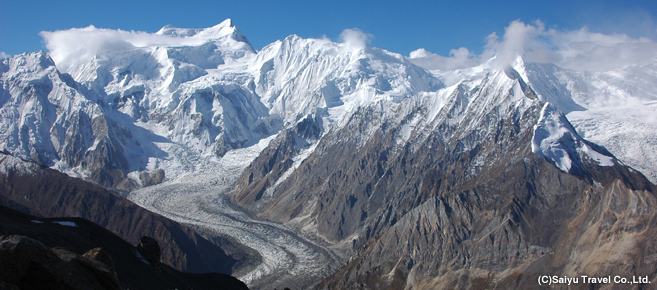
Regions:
[[4, 19, 657, 289]]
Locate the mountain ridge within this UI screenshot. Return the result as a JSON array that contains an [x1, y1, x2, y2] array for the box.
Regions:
[[3, 21, 655, 188], [2, 20, 657, 289], [0, 204, 250, 290], [0, 152, 249, 275]]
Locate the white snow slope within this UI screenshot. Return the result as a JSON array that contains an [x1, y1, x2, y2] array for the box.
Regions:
[[525, 61, 657, 183], [2, 19, 655, 288]]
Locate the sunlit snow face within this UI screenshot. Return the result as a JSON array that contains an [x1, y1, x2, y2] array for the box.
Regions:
[[39, 20, 243, 72]]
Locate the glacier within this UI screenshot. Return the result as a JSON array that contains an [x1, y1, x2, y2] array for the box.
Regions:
[[2, 19, 657, 289]]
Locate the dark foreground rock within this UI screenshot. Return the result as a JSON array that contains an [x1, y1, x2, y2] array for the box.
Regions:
[[0, 235, 121, 290], [0, 152, 243, 274], [0, 205, 249, 290]]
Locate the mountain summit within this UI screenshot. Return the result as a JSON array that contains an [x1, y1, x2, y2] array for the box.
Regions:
[[2, 20, 657, 289]]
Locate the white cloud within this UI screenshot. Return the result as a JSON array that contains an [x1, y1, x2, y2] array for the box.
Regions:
[[408, 47, 479, 71], [40, 25, 214, 71], [532, 27, 657, 72], [340, 28, 370, 51], [486, 20, 546, 70], [409, 20, 657, 73], [0, 52, 10, 59]]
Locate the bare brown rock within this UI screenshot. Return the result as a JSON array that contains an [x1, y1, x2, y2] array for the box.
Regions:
[[231, 71, 657, 289]]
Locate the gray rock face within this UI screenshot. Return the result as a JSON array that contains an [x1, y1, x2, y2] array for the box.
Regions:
[[139, 169, 166, 187], [232, 113, 323, 210], [231, 68, 657, 289], [319, 157, 656, 289]]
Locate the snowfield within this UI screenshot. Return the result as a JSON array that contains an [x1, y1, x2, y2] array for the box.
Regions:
[[3, 18, 657, 290], [525, 62, 657, 183]]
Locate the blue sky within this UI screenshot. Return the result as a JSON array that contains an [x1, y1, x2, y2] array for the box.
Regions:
[[1, 0, 656, 57]]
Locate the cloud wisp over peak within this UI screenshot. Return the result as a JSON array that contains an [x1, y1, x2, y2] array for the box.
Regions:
[[409, 20, 657, 73]]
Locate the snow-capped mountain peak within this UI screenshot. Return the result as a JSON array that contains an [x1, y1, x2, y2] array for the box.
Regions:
[[156, 19, 253, 50], [5, 21, 657, 290], [1, 51, 57, 77], [4, 20, 655, 191]]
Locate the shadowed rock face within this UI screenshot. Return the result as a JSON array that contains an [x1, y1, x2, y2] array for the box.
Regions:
[[0, 206, 250, 290], [0, 152, 237, 275], [137, 236, 162, 266], [0, 235, 121, 290]]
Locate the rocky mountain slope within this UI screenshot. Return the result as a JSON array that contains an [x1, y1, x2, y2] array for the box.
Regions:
[[0, 152, 245, 275], [231, 58, 656, 289], [0, 205, 249, 290], [2, 19, 657, 289]]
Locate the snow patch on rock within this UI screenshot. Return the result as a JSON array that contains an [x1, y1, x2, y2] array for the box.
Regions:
[[532, 102, 614, 173]]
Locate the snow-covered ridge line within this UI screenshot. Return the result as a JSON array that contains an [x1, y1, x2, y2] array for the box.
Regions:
[[4, 19, 656, 289], [4, 18, 655, 190], [3, 19, 450, 190], [532, 102, 614, 174], [42, 18, 255, 72]]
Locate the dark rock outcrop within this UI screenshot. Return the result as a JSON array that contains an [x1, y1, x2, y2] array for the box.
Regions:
[[0, 152, 237, 274], [0, 235, 121, 290], [0, 205, 250, 290], [137, 236, 162, 266]]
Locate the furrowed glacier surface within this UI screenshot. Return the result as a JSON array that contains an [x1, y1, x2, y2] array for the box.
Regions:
[[3, 19, 657, 290], [128, 137, 340, 289]]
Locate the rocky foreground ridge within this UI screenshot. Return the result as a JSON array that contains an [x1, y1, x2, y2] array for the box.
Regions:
[[0, 205, 249, 290], [1, 20, 657, 289], [0, 152, 247, 275]]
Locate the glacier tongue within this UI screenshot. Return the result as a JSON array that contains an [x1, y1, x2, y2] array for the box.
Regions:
[[5, 20, 657, 290]]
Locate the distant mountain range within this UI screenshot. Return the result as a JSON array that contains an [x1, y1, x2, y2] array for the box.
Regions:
[[1, 19, 656, 289]]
